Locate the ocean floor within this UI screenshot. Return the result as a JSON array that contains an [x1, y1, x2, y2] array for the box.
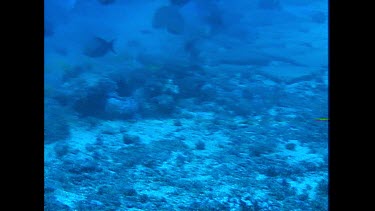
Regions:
[[45, 87, 328, 210]]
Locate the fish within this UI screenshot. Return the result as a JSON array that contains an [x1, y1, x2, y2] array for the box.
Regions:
[[184, 38, 202, 61], [152, 6, 185, 35], [83, 37, 116, 58]]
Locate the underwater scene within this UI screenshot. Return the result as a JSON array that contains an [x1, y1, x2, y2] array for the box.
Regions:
[[44, 0, 328, 210]]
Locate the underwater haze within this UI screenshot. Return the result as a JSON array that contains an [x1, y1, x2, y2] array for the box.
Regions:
[[44, 0, 328, 210]]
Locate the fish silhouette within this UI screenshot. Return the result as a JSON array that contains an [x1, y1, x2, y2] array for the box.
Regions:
[[152, 6, 185, 35], [83, 37, 116, 58]]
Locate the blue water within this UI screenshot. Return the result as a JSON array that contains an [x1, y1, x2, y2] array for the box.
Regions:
[[44, 0, 328, 210]]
